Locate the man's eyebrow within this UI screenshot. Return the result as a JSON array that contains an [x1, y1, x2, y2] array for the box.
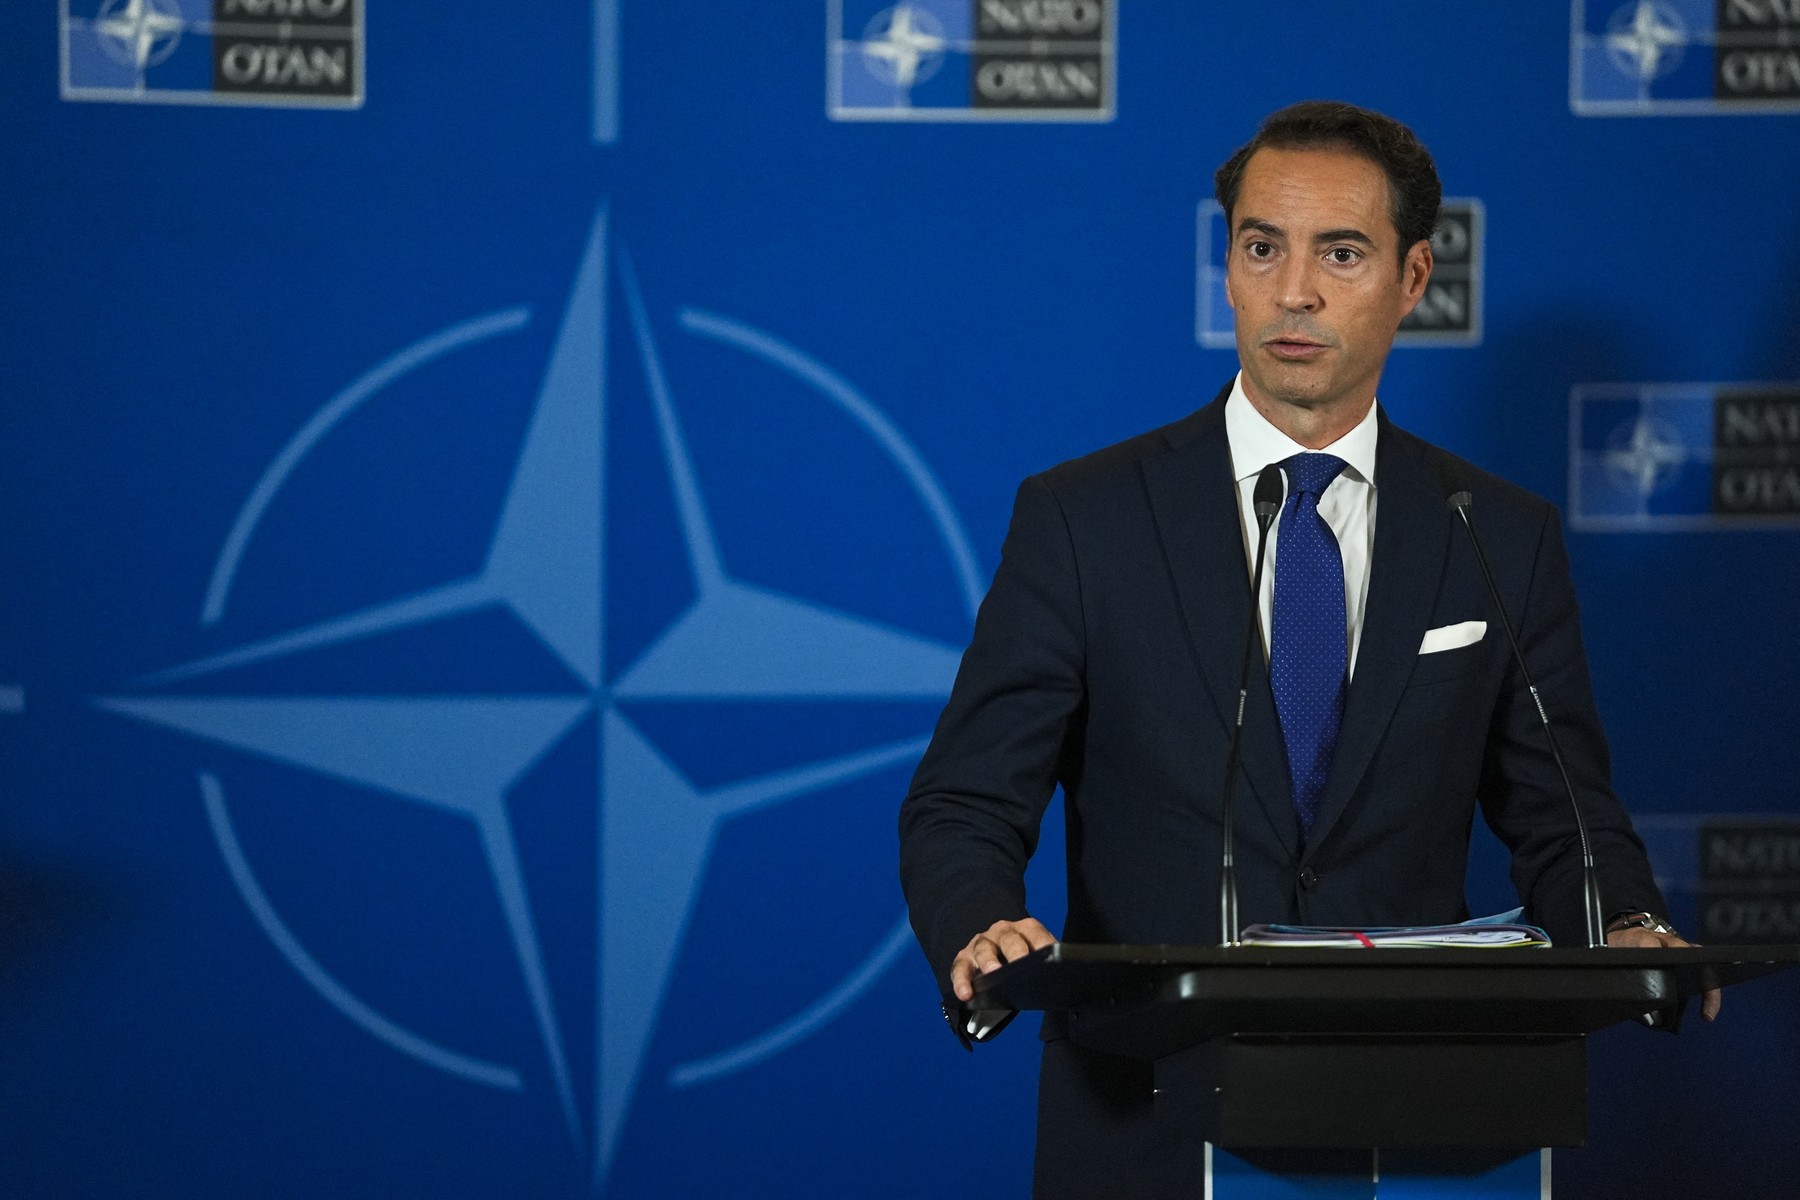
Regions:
[[1313, 227, 1377, 248], [1234, 218, 1284, 240]]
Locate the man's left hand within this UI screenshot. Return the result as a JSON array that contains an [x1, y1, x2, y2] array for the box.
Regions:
[[1606, 925, 1721, 1021]]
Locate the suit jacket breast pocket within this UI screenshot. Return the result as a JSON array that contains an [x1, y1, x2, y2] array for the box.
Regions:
[[1407, 639, 1486, 688]]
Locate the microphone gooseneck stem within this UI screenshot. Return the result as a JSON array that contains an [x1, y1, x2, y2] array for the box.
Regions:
[[1220, 469, 1282, 947], [1449, 495, 1607, 949]]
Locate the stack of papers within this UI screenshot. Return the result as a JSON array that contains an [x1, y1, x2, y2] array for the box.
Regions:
[[1239, 922, 1551, 949]]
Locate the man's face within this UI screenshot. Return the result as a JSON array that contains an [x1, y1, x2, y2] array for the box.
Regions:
[[1225, 146, 1431, 417]]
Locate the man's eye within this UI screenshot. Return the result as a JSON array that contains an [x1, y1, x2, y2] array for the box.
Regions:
[[1247, 241, 1274, 258], [1328, 247, 1360, 264]]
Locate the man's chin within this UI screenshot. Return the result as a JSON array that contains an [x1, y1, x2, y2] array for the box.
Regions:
[[1245, 361, 1337, 410]]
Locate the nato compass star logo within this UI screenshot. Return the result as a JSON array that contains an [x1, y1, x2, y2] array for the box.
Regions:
[[1570, 382, 1719, 530], [1602, 414, 1688, 499], [859, 4, 949, 88], [98, 204, 979, 1189], [93, 0, 185, 70], [1604, 0, 1689, 82]]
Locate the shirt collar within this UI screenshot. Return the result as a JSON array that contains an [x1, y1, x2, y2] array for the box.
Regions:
[[1223, 371, 1379, 488]]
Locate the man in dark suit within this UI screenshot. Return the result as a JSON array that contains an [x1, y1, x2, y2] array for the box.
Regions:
[[898, 101, 1713, 1198]]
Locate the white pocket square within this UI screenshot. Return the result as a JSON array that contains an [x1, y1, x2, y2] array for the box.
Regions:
[[1419, 620, 1486, 655]]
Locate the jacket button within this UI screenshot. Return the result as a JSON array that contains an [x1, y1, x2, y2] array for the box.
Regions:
[[1298, 866, 1318, 890]]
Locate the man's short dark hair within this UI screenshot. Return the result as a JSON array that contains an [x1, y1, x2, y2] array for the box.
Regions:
[[1213, 100, 1442, 260]]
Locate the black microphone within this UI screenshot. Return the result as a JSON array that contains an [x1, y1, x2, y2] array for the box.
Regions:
[[1443, 480, 1607, 949], [1219, 463, 1286, 947]]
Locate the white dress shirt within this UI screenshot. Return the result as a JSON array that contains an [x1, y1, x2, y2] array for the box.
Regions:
[[1224, 372, 1379, 677]]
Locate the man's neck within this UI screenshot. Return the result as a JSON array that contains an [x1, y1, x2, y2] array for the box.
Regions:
[[1240, 379, 1376, 450]]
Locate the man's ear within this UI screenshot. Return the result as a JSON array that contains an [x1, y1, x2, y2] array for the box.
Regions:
[[1222, 245, 1235, 310], [1396, 237, 1434, 320]]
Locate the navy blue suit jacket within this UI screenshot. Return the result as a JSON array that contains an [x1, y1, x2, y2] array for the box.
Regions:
[[898, 386, 1664, 1195]]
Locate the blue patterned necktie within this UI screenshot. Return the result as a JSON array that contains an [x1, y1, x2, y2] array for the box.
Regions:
[[1270, 452, 1349, 839]]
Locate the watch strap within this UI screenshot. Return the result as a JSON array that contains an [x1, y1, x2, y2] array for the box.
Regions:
[[1606, 910, 1677, 936]]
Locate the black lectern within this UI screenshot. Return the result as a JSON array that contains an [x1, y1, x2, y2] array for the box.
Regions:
[[975, 943, 1800, 1149]]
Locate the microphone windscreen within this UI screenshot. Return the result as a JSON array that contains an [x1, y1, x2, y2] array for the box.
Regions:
[[1253, 463, 1284, 518], [1435, 459, 1472, 510]]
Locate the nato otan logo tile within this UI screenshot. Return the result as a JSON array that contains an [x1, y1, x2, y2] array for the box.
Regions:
[[1195, 199, 1484, 350], [1698, 820, 1800, 944], [829, 0, 1114, 122], [1569, 383, 1800, 530], [1571, 0, 1800, 115], [62, 0, 363, 108]]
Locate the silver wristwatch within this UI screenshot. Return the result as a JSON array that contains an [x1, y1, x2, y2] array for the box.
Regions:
[[1607, 911, 1676, 936]]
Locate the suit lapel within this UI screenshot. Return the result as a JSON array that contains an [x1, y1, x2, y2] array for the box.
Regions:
[[1302, 414, 1452, 857], [1140, 391, 1300, 861]]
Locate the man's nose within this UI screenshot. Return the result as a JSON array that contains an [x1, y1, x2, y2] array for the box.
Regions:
[[1275, 256, 1321, 312]]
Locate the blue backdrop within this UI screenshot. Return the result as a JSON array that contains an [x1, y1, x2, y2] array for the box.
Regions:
[[4, 2, 1798, 1196]]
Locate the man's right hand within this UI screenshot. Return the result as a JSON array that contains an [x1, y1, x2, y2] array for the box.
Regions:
[[951, 917, 1058, 1002]]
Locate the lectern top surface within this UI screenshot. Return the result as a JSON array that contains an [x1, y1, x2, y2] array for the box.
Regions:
[[1013, 942, 1800, 969], [972, 941, 1800, 1019]]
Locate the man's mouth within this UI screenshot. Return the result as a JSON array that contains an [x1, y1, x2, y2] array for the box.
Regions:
[[1265, 338, 1329, 361]]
